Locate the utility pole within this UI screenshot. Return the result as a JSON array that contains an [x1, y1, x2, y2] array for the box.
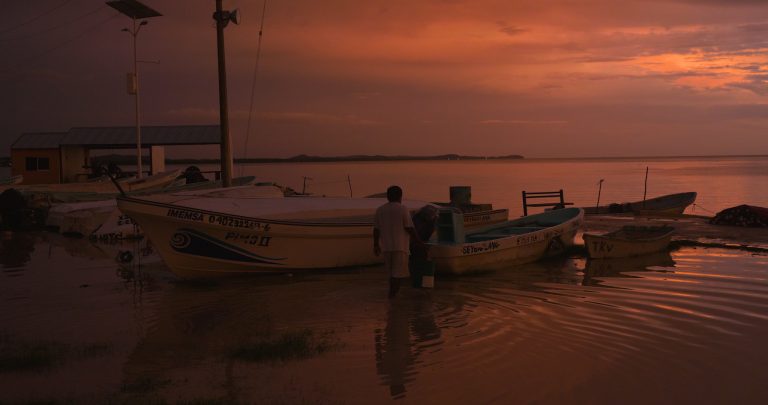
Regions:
[[130, 17, 142, 178], [213, 1, 240, 187]]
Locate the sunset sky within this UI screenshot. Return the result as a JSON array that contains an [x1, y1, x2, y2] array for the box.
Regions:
[[1, 0, 767, 158]]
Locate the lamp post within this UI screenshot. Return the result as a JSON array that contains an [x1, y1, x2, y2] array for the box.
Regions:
[[106, 0, 161, 178], [212, 1, 239, 187]]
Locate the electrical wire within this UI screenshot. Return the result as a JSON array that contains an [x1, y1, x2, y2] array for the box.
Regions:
[[1, 12, 121, 76], [241, 0, 268, 175], [0, 6, 107, 43], [0, 0, 73, 37]]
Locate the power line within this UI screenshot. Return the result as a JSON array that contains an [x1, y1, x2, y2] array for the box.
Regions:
[[0, 6, 107, 43], [0, 0, 73, 37], [1, 12, 121, 76], [242, 0, 268, 174]]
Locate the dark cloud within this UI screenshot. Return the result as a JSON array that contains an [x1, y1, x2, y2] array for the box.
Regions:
[[1, 0, 766, 158]]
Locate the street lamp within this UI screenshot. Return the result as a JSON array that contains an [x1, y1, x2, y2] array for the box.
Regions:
[[106, 0, 161, 179]]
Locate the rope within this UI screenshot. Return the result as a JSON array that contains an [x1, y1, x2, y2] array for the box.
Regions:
[[241, 0, 268, 176], [692, 203, 715, 214]]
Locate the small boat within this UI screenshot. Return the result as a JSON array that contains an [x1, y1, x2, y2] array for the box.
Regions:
[[583, 225, 674, 259], [0, 175, 23, 185], [460, 208, 509, 228], [584, 192, 696, 215], [20, 169, 184, 207], [434, 185, 509, 228], [367, 185, 509, 229], [428, 207, 584, 274], [117, 190, 435, 277]]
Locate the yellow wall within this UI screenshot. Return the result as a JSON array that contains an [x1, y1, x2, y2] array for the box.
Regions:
[[11, 149, 61, 184], [60, 146, 89, 183]]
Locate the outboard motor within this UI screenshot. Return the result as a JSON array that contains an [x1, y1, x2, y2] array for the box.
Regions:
[[0, 188, 29, 230]]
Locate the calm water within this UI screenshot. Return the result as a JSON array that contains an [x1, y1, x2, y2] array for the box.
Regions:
[[229, 156, 768, 216], [2, 156, 768, 403]]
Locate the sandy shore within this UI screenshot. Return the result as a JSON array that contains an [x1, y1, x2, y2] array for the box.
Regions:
[[583, 213, 768, 251]]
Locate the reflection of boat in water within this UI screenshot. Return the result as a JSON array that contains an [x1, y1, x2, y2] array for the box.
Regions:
[[583, 192, 697, 215], [582, 251, 676, 286], [428, 207, 583, 274], [584, 225, 674, 259]]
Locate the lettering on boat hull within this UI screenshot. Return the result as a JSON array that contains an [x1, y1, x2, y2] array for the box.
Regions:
[[170, 228, 285, 265]]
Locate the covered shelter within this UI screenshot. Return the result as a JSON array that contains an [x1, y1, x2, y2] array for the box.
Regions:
[[10, 125, 220, 184]]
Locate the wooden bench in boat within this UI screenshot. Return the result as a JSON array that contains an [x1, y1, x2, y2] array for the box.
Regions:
[[522, 190, 573, 216]]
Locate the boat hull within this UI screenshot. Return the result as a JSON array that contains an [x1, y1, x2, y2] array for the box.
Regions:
[[463, 208, 509, 228], [584, 192, 697, 215], [117, 196, 431, 277], [583, 228, 673, 259], [429, 208, 584, 275]]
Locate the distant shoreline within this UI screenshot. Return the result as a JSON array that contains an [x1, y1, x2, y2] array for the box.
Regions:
[[1, 154, 766, 168], [86, 154, 525, 166]]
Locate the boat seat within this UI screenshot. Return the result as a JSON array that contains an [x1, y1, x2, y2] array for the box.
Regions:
[[466, 234, 504, 242]]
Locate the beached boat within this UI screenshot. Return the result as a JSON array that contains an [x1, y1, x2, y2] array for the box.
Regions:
[[0, 175, 23, 185], [584, 192, 696, 215], [583, 225, 674, 259], [461, 208, 509, 228], [117, 191, 435, 277], [20, 169, 184, 208], [92, 181, 278, 241], [47, 177, 261, 238], [367, 185, 509, 228], [427, 207, 584, 274]]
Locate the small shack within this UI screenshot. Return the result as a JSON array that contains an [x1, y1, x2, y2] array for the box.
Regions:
[[10, 125, 221, 184]]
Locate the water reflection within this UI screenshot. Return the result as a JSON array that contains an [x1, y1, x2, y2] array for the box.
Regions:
[[582, 252, 676, 286], [0, 232, 36, 274], [375, 295, 441, 399]]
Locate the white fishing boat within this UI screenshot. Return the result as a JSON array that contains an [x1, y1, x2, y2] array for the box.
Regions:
[[583, 225, 674, 259], [21, 169, 184, 208], [0, 174, 23, 185], [117, 190, 434, 277], [461, 208, 509, 228], [367, 185, 509, 229], [92, 182, 280, 241], [47, 199, 116, 232], [428, 207, 584, 274], [47, 177, 262, 238]]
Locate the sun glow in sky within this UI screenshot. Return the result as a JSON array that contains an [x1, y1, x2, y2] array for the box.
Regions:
[[1, 0, 767, 158]]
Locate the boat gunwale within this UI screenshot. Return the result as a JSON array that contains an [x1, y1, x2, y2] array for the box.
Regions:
[[584, 191, 697, 214], [117, 195, 405, 228], [583, 227, 674, 243], [430, 208, 584, 255]]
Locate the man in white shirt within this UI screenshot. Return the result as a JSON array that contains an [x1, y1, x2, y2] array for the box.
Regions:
[[374, 185, 424, 298]]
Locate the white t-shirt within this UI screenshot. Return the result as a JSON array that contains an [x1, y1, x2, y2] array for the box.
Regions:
[[374, 202, 414, 252]]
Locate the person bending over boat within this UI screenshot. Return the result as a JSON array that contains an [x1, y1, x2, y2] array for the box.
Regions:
[[410, 205, 438, 288], [374, 186, 426, 298]]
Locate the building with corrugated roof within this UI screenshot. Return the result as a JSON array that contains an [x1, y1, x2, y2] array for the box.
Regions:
[[11, 125, 220, 184]]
